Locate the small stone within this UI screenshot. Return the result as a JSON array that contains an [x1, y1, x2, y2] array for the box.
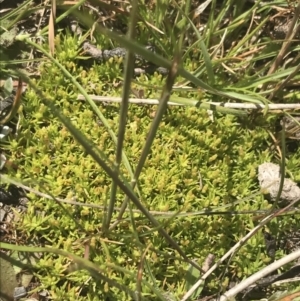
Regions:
[[5, 211, 14, 223], [82, 42, 103, 60], [258, 162, 280, 182], [280, 116, 300, 140], [0, 208, 6, 222], [14, 286, 27, 299], [258, 162, 300, 204], [0, 125, 12, 139], [0, 187, 11, 202]]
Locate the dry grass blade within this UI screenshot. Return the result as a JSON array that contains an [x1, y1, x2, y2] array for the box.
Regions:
[[136, 245, 152, 301], [262, 1, 300, 94], [219, 248, 300, 301], [181, 210, 284, 301], [48, 0, 56, 54], [76, 94, 300, 110], [269, 50, 300, 100], [275, 291, 300, 301]]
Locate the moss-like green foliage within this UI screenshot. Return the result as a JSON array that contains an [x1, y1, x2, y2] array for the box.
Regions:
[[8, 33, 300, 300]]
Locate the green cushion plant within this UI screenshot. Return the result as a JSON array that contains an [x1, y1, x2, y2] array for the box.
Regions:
[[1, 0, 300, 300]]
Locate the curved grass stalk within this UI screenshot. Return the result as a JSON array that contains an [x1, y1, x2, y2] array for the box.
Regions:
[[16, 35, 139, 197], [2, 174, 281, 220]]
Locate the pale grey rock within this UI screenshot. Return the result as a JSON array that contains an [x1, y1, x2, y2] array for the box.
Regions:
[[258, 162, 300, 203], [14, 286, 27, 299]]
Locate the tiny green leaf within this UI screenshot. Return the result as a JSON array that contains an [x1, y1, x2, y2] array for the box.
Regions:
[[184, 262, 204, 300], [3, 77, 13, 96]]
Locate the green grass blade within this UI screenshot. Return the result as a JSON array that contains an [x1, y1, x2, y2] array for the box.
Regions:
[[110, 57, 182, 228], [38, 0, 87, 36], [104, 0, 139, 231]]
